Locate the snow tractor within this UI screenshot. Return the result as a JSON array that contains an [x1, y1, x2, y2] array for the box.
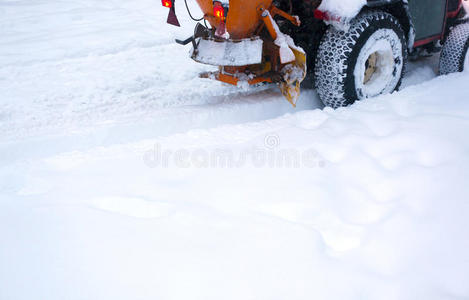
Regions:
[[162, 0, 469, 108]]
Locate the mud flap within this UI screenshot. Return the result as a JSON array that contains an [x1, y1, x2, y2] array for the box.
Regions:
[[279, 47, 307, 107], [166, 0, 180, 27]]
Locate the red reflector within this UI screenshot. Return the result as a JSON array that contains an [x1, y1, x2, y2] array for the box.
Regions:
[[314, 9, 342, 22], [162, 0, 172, 8], [213, 2, 225, 21], [313, 9, 326, 20]]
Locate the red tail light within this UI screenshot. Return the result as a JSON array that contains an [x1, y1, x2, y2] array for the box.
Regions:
[[213, 2, 226, 21], [162, 0, 172, 8]]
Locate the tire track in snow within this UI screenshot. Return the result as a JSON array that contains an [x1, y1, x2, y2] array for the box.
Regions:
[[0, 0, 442, 162]]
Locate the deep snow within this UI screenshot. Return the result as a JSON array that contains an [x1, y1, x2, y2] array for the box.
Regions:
[[1, 1, 469, 300]]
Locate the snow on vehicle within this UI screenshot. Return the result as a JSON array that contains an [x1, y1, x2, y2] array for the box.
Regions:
[[162, 0, 469, 108]]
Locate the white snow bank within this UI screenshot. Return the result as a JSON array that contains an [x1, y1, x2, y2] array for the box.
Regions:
[[2, 71, 469, 300], [318, 0, 367, 20]]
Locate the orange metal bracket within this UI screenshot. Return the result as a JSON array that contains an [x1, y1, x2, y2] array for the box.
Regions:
[[217, 72, 272, 85], [270, 6, 301, 26], [200, 71, 273, 86], [257, 5, 300, 41], [260, 8, 278, 40]]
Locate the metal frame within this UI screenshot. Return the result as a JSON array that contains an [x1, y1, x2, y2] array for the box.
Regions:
[[413, 0, 462, 47]]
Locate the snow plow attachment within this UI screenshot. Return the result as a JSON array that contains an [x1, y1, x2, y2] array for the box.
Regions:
[[279, 46, 307, 106], [170, 0, 306, 106]]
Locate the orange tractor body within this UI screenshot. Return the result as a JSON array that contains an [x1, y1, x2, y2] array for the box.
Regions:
[[168, 0, 307, 105], [198, 0, 272, 39]]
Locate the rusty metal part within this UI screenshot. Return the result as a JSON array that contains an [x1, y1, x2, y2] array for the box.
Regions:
[[364, 52, 378, 84]]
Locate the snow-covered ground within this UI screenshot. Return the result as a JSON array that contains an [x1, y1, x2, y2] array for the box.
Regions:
[[1, 1, 469, 299]]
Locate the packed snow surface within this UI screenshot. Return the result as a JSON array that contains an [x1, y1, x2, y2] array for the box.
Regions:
[[1, 1, 469, 300]]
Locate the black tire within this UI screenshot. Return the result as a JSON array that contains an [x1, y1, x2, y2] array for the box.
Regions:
[[439, 22, 469, 75], [315, 10, 407, 108]]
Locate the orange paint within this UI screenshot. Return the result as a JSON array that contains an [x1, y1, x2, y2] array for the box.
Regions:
[[195, 0, 273, 39]]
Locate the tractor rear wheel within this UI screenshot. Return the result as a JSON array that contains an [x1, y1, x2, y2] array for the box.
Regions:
[[439, 22, 469, 75], [314, 10, 407, 108]]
